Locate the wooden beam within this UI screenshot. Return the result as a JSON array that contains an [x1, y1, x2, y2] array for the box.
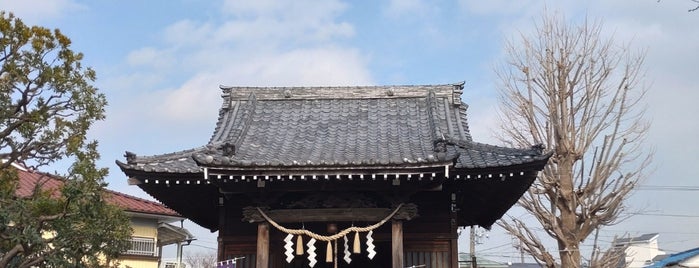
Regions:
[[256, 223, 269, 268], [217, 179, 445, 194], [243, 204, 418, 223], [392, 220, 404, 268]]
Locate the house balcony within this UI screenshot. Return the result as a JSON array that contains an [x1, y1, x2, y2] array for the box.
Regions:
[[125, 237, 158, 257]]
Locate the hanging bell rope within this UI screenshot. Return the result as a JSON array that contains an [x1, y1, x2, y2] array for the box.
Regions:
[[255, 203, 404, 242]]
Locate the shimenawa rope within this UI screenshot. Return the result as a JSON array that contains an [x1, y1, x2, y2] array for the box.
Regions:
[[255, 203, 404, 241]]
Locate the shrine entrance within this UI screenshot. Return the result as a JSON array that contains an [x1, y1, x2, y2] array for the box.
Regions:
[[118, 83, 551, 268]]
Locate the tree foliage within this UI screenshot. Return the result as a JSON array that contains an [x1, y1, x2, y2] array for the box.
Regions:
[[0, 12, 131, 267], [0, 11, 105, 170], [495, 11, 651, 268]]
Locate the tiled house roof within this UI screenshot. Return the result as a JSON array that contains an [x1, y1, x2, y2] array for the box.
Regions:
[[14, 166, 180, 217], [117, 83, 548, 175], [105, 189, 181, 217]]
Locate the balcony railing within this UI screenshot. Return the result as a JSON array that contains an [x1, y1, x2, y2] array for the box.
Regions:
[[126, 237, 158, 256]]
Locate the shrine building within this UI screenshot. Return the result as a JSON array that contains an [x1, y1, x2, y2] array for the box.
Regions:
[[117, 83, 550, 268]]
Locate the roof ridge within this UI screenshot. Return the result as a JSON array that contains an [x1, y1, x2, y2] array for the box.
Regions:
[[122, 147, 205, 163], [220, 83, 466, 101], [219, 82, 464, 90]]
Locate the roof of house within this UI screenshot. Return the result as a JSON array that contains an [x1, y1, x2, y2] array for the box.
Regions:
[[615, 233, 660, 245], [646, 247, 699, 268], [14, 165, 181, 218], [117, 83, 549, 176]]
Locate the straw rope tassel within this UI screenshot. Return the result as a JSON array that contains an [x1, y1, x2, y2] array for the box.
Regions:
[[296, 235, 304, 255], [326, 241, 333, 263], [353, 231, 361, 254]]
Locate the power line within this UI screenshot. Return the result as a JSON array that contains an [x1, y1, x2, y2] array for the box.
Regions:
[[627, 212, 699, 218], [636, 185, 699, 191], [190, 244, 217, 250]]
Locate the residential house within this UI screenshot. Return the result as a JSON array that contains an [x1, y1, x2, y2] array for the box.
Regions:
[[613, 233, 666, 268], [12, 163, 194, 268], [647, 247, 699, 268]]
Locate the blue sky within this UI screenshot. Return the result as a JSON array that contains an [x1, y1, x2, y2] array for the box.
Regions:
[[2, 0, 698, 264]]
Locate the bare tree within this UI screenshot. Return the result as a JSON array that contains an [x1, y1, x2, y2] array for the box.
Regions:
[[495, 10, 651, 268], [589, 232, 628, 268], [184, 251, 216, 268]]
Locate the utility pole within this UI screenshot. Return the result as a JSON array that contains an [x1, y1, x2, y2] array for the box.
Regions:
[[470, 226, 477, 268]]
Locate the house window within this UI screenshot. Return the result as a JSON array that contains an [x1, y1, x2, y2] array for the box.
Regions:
[[126, 237, 157, 256]]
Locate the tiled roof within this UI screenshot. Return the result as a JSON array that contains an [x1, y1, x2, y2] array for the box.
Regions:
[[14, 167, 180, 217], [104, 188, 181, 217], [117, 83, 549, 175], [15, 167, 63, 198]]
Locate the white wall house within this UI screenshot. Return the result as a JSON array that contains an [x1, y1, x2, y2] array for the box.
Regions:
[[613, 233, 665, 267]]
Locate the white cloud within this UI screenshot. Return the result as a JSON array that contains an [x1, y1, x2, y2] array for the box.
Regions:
[[126, 47, 176, 70], [457, 0, 539, 16], [108, 0, 371, 130], [161, 20, 215, 48], [0, 0, 84, 24], [146, 46, 371, 125], [219, 0, 353, 43], [384, 0, 436, 18]]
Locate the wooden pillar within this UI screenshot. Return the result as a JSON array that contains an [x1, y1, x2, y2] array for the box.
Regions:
[[256, 222, 269, 268], [450, 200, 459, 268], [217, 197, 226, 262], [392, 220, 404, 268]]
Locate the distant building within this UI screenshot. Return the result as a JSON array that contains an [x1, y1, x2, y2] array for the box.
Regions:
[[458, 252, 508, 268], [507, 263, 544, 268], [613, 233, 665, 267], [13, 163, 194, 268]]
